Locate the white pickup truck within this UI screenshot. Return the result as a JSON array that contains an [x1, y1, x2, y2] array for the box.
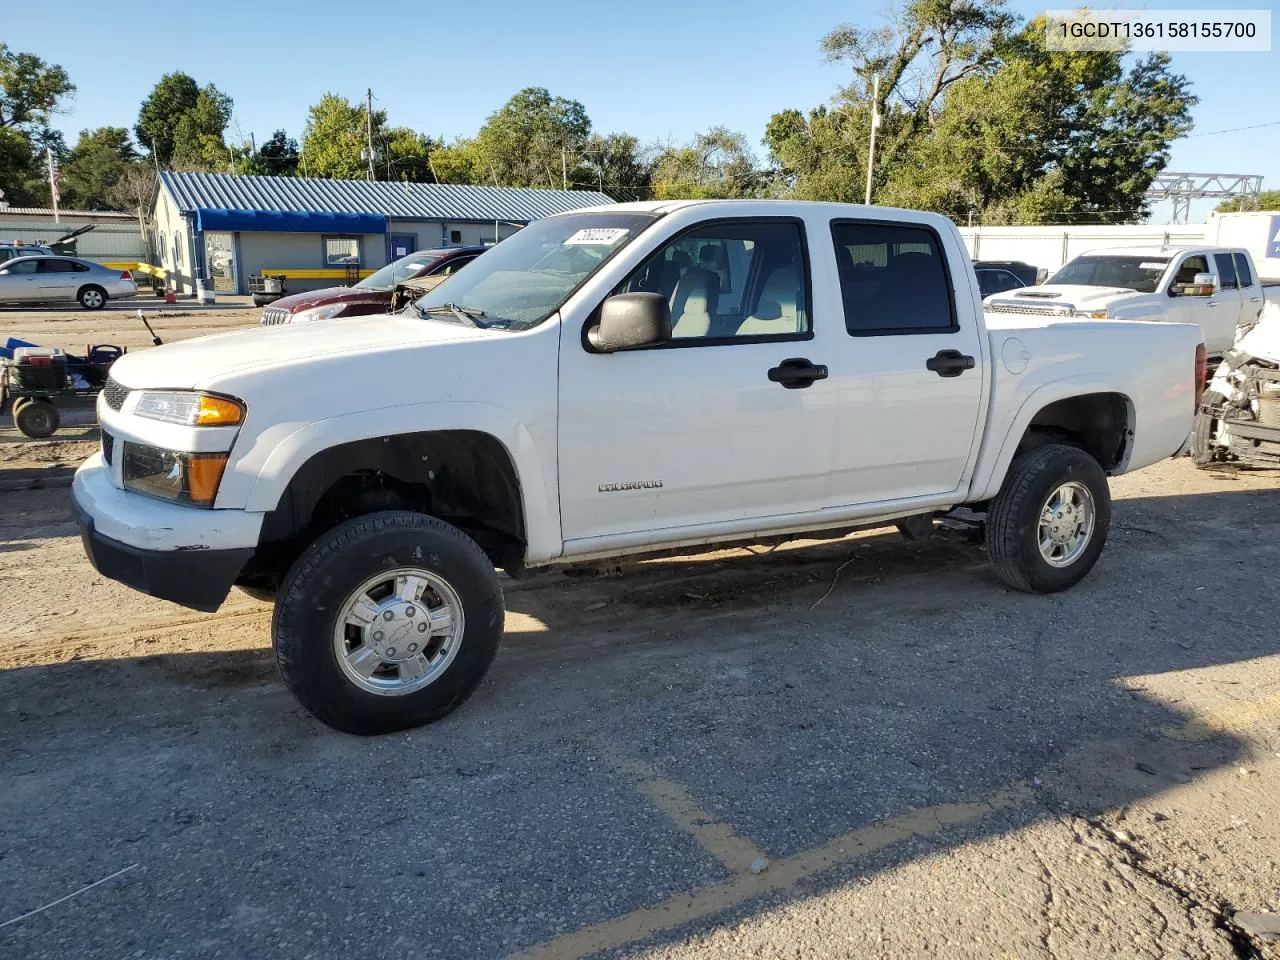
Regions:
[[73, 200, 1203, 734], [985, 245, 1276, 356]]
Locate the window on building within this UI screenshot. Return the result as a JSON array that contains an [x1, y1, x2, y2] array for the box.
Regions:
[[173, 231, 183, 267], [450, 230, 463, 244], [832, 221, 956, 335], [324, 236, 361, 266]]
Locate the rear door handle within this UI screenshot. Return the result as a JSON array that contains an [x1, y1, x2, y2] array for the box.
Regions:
[[1250, 296, 1264, 302], [768, 358, 828, 389], [926, 350, 975, 377], [1206, 301, 1218, 307]]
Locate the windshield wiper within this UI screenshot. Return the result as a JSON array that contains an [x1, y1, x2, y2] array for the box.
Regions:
[[417, 303, 510, 329]]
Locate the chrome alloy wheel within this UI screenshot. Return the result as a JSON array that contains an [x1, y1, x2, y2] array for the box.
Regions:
[[333, 568, 465, 696], [1037, 481, 1096, 568]]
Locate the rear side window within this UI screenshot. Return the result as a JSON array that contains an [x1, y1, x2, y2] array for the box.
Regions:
[[832, 221, 956, 336], [36, 259, 85, 273], [1234, 253, 1254, 288], [977, 269, 1023, 297], [1213, 253, 1238, 289]]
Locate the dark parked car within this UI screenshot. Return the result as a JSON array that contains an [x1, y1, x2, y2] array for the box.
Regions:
[[973, 260, 1044, 298], [258, 246, 487, 325]]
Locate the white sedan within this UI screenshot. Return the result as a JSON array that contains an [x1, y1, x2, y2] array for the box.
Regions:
[[0, 255, 138, 310]]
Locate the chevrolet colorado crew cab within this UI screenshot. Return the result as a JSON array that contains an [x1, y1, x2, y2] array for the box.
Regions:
[[986, 245, 1277, 356], [73, 200, 1204, 734]]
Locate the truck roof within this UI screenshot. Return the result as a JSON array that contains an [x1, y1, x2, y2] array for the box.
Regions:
[[1082, 244, 1244, 257]]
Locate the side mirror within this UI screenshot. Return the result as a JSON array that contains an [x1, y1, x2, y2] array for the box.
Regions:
[[1172, 273, 1216, 298], [588, 292, 671, 352]]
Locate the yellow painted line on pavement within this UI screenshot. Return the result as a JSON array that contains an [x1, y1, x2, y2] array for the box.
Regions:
[[1167, 691, 1280, 741], [633, 773, 766, 874], [510, 782, 1032, 960]]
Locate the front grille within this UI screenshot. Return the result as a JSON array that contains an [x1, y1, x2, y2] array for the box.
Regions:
[[102, 377, 129, 411], [101, 431, 114, 465], [986, 302, 1074, 317], [260, 307, 291, 326]]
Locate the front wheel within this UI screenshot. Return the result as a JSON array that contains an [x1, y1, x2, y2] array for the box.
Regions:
[[985, 444, 1111, 594], [272, 511, 504, 735]]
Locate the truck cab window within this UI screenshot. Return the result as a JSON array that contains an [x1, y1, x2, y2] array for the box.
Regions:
[[1213, 253, 1238, 289], [1172, 255, 1209, 290], [617, 221, 809, 341], [1233, 253, 1254, 288], [832, 221, 956, 335]]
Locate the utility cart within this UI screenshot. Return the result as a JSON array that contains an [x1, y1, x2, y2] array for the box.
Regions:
[[1, 344, 125, 438]]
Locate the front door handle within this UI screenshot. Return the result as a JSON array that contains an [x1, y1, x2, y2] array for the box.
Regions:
[[1206, 301, 1219, 307], [926, 350, 975, 377], [768, 358, 828, 389], [1250, 296, 1264, 303]]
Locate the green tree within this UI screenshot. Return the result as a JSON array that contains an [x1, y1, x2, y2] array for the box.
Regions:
[[0, 43, 74, 131], [581, 132, 651, 199], [1215, 190, 1280, 213], [0, 126, 42, 205], [764, 3, 1196, 223], [428, 140, 478, 184], [379, 127, 436, 182], [60, 127, 139, 209], [236, 129, 300, 176], [651, 127, 761, 200], [300, 93, 384, 179], [136, 73, 231, 167], [471, 87, 591, 188]]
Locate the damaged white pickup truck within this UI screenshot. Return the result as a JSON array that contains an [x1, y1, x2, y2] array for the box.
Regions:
[[74, 200, 1204, 733]]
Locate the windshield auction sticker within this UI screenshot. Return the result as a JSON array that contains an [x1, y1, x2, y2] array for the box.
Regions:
[[563, 228, 630, 246], [1046, 9, 1271, 51]]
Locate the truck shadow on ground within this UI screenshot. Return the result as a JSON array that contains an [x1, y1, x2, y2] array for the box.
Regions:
[[0, 485, 1276, 959]]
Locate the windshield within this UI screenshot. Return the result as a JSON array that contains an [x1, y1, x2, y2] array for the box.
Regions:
[[1047, 255, 1170, 294], [413, 212, 657, 330], [356, 251, 444, 291]]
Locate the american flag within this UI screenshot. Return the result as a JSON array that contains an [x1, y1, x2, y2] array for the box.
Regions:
[[46, 147, 61, 204]]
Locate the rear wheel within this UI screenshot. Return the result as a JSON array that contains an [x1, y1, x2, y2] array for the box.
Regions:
[[15, 399, 59, 438], [985, 444, 1110, 594], [78, 285, 107, 310], [272, 511, 504, 735], [1191, 390, 1228, 467]]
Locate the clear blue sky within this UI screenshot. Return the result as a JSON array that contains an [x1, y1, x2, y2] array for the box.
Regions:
[[8, 0, 1277, 223]]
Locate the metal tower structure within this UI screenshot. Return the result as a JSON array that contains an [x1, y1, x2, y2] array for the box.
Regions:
[[1146, 172, 1263, 224]]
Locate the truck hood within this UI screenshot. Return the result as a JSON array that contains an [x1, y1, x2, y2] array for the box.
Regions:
[[109, 314, 489, 391], [987, 284, 1146, 313]]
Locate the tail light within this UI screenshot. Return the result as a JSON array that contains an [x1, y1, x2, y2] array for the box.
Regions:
[[120, 270, 133, 281], [1194, 343, 1207, 412]]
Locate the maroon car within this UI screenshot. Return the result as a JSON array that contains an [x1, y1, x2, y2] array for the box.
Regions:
[[258, 246, 487, 326]]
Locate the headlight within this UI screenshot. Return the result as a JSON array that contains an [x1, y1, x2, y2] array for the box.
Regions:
[[291, 303, 347, 324], [122, 443, 229, 507], [134, 391, 244, 426]]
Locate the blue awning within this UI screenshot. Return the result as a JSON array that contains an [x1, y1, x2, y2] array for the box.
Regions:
[[194, 208, 387, 234]]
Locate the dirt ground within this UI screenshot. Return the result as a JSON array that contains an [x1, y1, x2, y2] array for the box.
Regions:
[[1, 304, 1278, 958]]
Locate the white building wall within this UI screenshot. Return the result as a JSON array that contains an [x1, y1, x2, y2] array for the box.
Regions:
[[151, 187, 196, 294]]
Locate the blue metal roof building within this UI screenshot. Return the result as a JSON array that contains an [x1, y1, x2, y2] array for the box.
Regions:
[[150, 171, 612, 296]]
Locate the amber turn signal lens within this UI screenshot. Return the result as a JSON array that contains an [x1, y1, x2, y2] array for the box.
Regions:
[[194, 395, 245, 426], [186, 453, 230, 505]]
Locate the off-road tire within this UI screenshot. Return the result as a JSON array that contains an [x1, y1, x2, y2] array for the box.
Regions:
[[14, 398, 59, 438], [985, 444, 1110, 594], [1190, 390, 1227, 467], [272, 511, 504, 735]]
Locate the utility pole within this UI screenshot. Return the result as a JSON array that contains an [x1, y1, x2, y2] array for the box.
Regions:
[[46, 147, 59, 224], [864, 73, 880, 206], [366, 88, 376, 181], [561, 144, 568, 191], [151, 140, 162, 175]]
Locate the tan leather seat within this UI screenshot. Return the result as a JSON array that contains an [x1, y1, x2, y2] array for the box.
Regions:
[[736, 264, 801, 335], [670, 269, 715, 338]]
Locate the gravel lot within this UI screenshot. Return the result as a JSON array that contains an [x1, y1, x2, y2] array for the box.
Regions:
[[1, 302, 1278, 959]]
